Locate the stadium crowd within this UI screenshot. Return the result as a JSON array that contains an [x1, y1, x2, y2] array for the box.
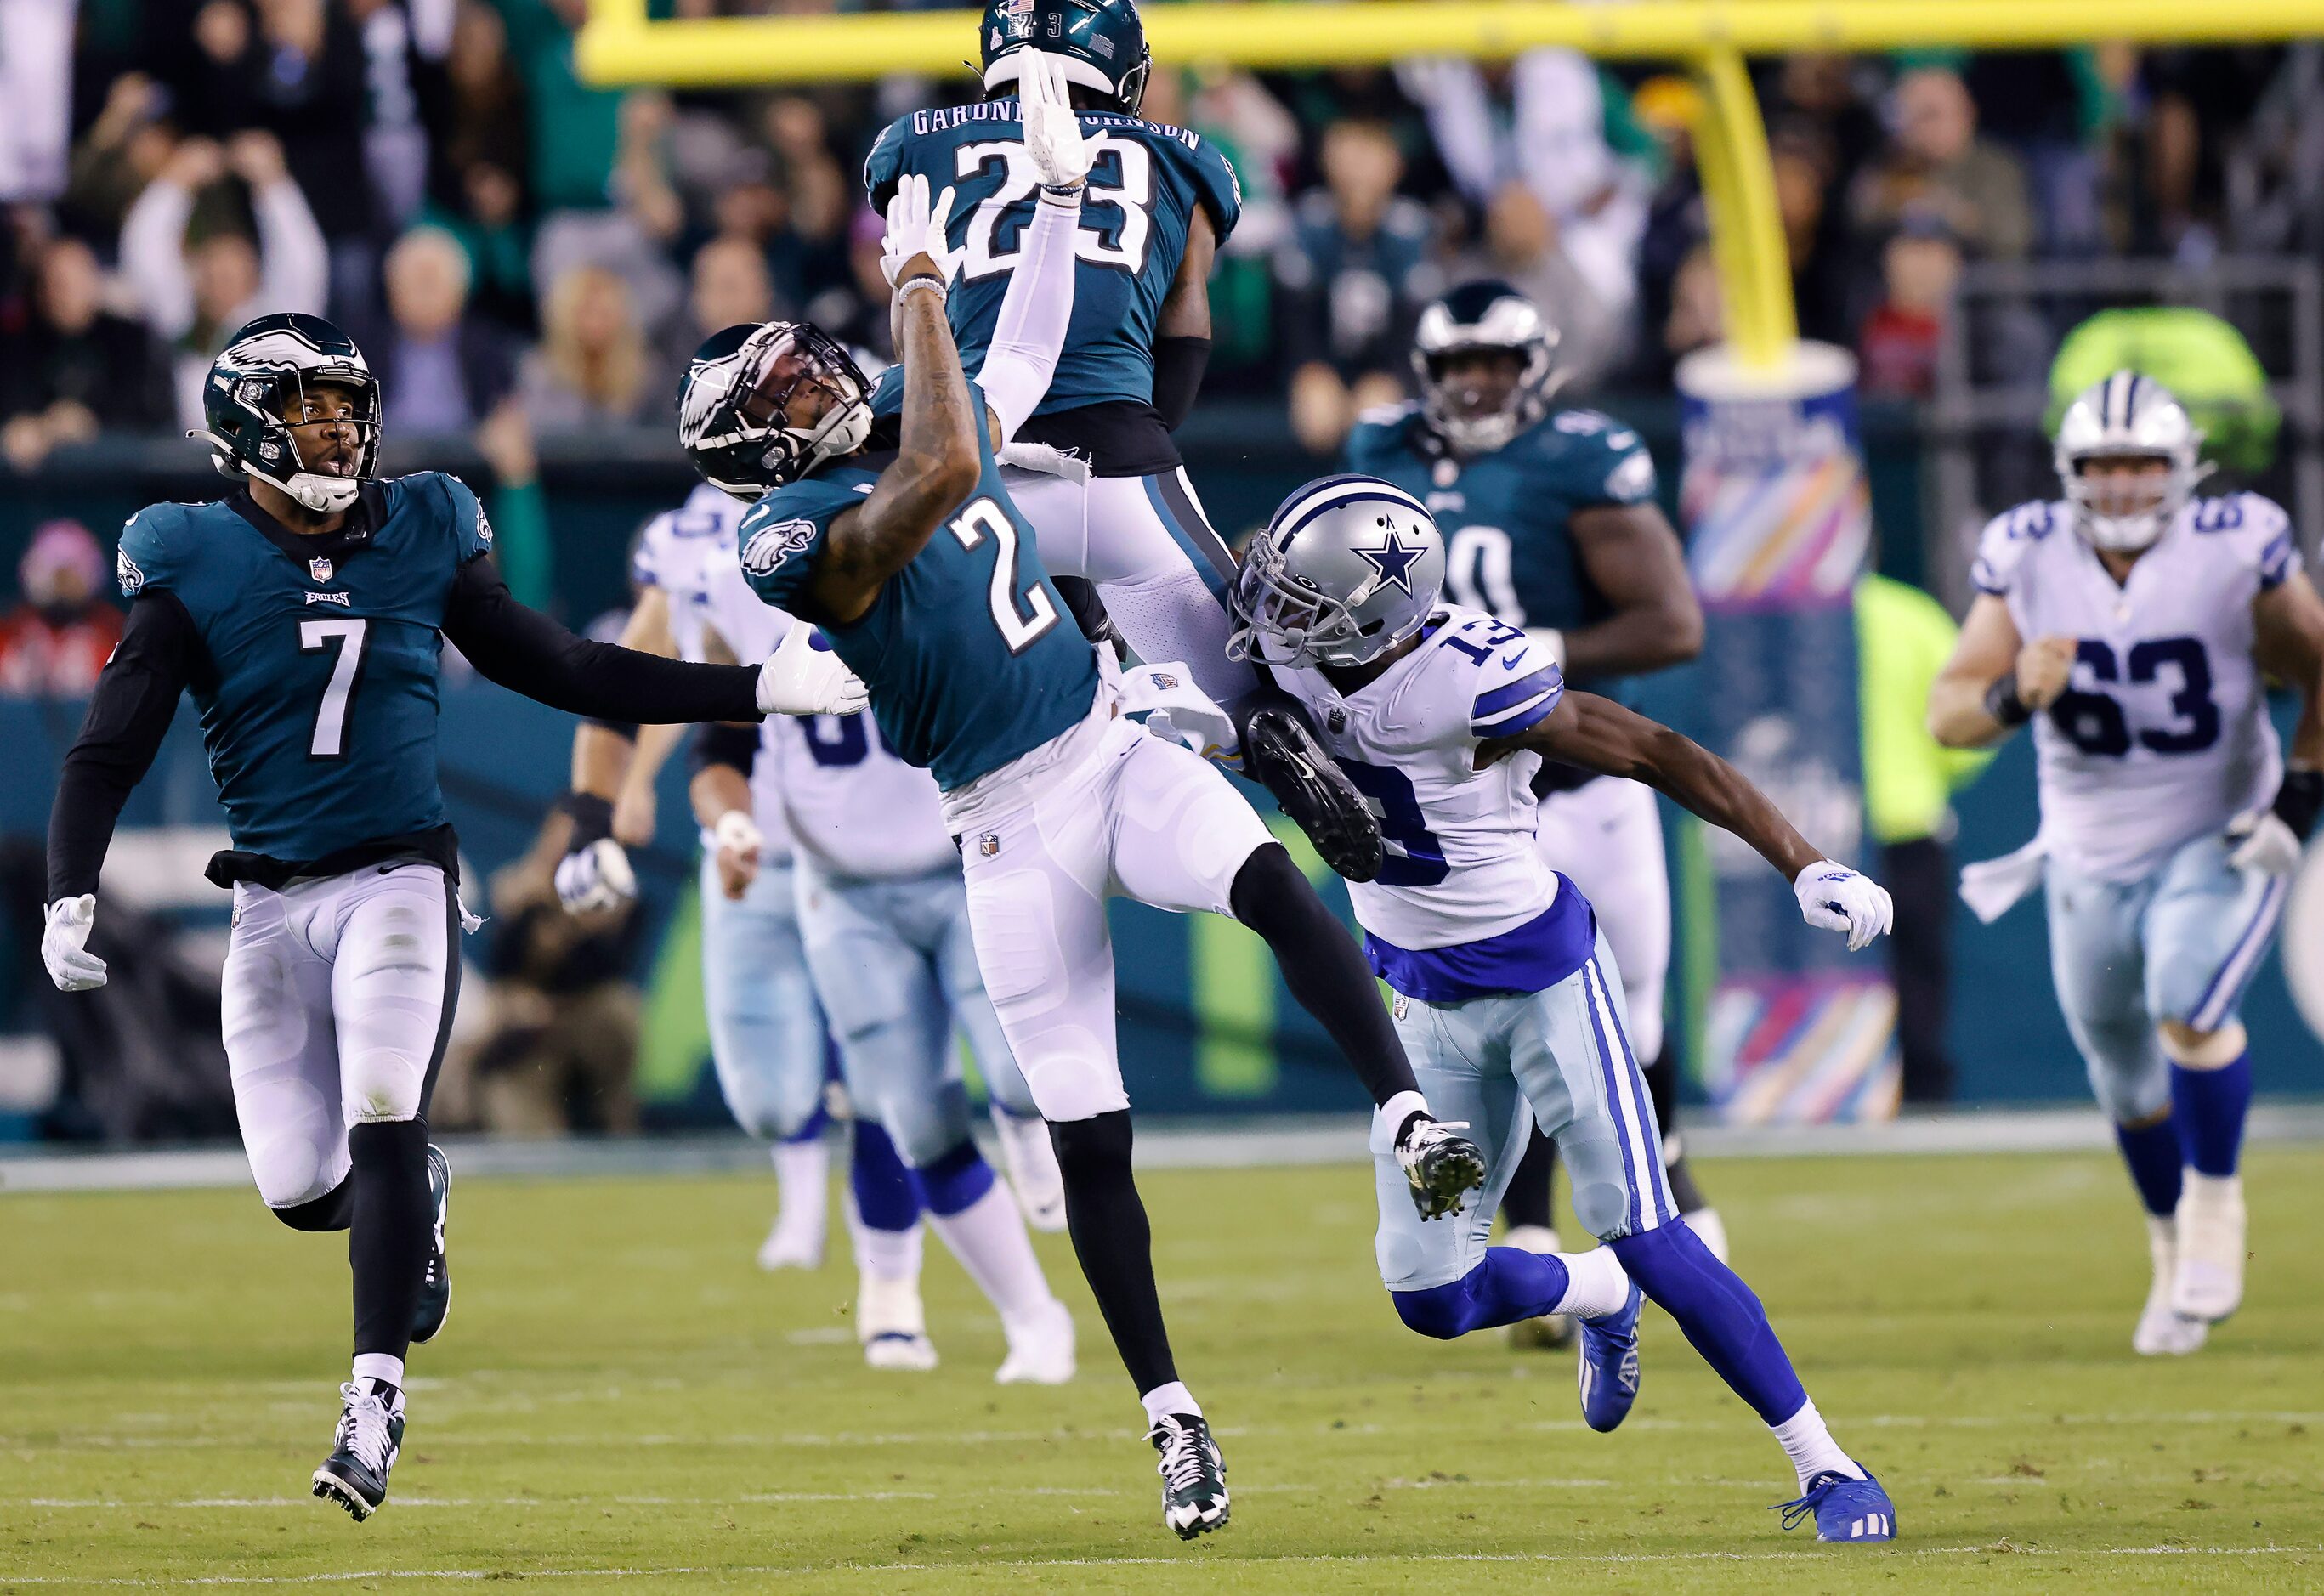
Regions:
[[0, 3, 2309, 472]]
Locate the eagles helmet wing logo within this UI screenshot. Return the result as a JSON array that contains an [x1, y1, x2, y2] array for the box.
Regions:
[[116, 546, 145, 597], [474, 506, 495, 549], [740, 518, 819, 577]]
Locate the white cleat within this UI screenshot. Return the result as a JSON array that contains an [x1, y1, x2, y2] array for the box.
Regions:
[[1501, 1225, 1576, 1350], [757, 1215, 825, 1271], [858, 1272, 938, 1372], [2171, 1173, 2247, 1322], [1682, 1205, 1731, 1264], [995, 1298, 1076, 1385], [992, 1109, 1068, 1232], [2134, 1216, 2208, 1356]]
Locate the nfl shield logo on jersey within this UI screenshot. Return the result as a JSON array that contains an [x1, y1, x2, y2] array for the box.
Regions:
[[309, 555, 334, 584], [979, 833, 1001, 858]]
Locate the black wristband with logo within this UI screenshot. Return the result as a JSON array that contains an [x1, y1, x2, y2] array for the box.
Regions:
[[1983, 673, 2032, 727]]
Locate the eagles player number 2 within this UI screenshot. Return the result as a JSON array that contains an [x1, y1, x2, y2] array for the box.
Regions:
[[949, 497, 1060, 652], [954, 135, 1153, 279], [297, 617, 368, 759]]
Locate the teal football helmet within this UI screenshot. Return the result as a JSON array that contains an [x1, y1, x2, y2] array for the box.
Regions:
[[980, 0, 1151, 116], [196, 312, 380, 513]]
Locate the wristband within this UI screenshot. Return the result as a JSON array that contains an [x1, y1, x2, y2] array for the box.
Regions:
[[563, 790, 615, 847], [2275, 766, 2324, 841], [1039, 181, 1086, 206], [895, 274, 947, 305], [1983, 673, 2032, 727]]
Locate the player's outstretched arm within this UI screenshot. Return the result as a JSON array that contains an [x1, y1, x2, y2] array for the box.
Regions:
[[554, 586, 683, 916], [981, 53, 1086, 445], [43, 593, 201, 989], [1153, 209, 1215, 430], [687, 722, 762, 903], [813, 176, 981, 625], [1560, 504, 1704, 676], [1926, 593, 2072, 748], [2231, 569, 2324, 874], [1493, 688, 1892, 950]]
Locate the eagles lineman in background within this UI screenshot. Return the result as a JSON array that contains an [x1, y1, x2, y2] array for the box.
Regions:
[[40, 313, 864, 1520], [1346, 280, 1722, 1350], [1931, 372, 2324, 1355], [864, 0, 1387, 885]]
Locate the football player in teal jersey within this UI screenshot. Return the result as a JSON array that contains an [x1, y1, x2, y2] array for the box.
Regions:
[[40, 312, 864, 1522], [1346, 280, 1721, 1348], [863, 0, 1385, 882], [682, 66, 1485, 1537]]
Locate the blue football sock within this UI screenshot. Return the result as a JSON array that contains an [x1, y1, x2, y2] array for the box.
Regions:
[[2169, 1053, 2252, 1178], [1391, 1248, 1573, 1340], [915, 1138, 998, 1219], [2113, 1116, 2185, 1216], [1610, 1223, 1806, 1426], [780, 1099, 832, 1146], [849, 1119, 922, 1232]]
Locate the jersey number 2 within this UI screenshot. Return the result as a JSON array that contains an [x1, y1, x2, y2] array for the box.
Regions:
[[949, 498, 1060, 654], [298, 617, 367, 759]]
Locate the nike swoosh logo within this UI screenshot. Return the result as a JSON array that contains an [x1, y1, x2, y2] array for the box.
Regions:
[[1502, 653, 1527, 670]]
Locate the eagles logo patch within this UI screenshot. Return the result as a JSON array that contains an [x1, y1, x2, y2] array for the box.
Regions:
[[740, 518, 818, 577], [475, 506, 495, 549], [116, 547, 145, 597], [1605, 450, 1656, 503]]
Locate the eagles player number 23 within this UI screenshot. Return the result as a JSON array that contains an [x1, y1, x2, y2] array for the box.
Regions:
[[955, 135, 1153, 280]]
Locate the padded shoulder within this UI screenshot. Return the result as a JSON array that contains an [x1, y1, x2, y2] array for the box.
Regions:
[[1535, 409, 1657, 507], [2187, 491, 2298, 589], [115, 501, 202, 598], [1970, 500, 2067, 597]]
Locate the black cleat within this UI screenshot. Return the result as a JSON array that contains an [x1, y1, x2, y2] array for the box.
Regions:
[[1396, 1115, 1489, 1220], [1150, 1412, 1230, 1539], [1241, 706, 1383, 882], [411, 1144, 451, 1344], [311, 1379, 404, 1521]]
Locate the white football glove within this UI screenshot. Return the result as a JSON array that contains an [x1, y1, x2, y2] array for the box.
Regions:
[[2226, 807, 2304, 878], [43, 894, 107, 992], [880, 173, 961, 289], [758, 622, 870, 716], [1017, 52, 1091, 195], [1793, 860, 1894, 954], [554, 837, 638, 915]]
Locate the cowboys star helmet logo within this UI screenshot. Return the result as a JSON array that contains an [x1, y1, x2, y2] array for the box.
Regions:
[[1353, 527, 1426, 595]]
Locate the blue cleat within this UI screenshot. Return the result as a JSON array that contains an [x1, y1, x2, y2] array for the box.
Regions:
[[1774, 1469, 1896, 1542], [1575, 1280, 1641, 1433]]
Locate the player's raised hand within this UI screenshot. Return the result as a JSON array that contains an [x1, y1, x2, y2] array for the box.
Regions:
[[711, 808, 764, 900], [880, 173, 961, 288], [43, 895, 107, 991], [758, 622, 870, 716], [2013, 635, 2077, 710], [1793, 861, 1894, 953], [1017, 52, 1091, 196]]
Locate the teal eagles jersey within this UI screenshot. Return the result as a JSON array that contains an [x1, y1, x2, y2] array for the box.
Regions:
[[864, 99, 1240, 416], [114, 472, 494, 861], [736, 380, 1100, 791], [1346, 403, 1660, 701]]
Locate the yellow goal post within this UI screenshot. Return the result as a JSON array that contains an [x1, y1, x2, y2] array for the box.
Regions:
[[577, 0, 2324, 371]]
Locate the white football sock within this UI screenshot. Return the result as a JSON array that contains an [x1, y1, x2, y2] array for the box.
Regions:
[[850, 1206, 923, 1282], [926, 1180, 1056, 1324], [771, 1139, 830, 1234], [1551, 1246, 1634, 1320], [351, 1352, 405, 1392], [1770, 1397, 1865, 1488], [1140, 1380, 1200, 1426]]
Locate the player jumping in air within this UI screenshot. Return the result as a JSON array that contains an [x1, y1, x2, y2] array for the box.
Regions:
[[1930, 372, 2324, 1355], [1348, 280, 1720, 1350], [864, 0, 1387, 884], [681, 57, 1485, 1540], [1233, 473, 1901, 1543], [40, 313, 864, 1520]]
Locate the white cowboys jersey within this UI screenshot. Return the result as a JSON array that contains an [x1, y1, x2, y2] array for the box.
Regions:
[[1277, 607, 1568, 950], [694, 545, 955, 884], [1972, 491, 2296, 881]]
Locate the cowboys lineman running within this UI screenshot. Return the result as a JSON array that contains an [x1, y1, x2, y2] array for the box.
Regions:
[[1233, 472, 1902, 1544], [1931, 372, 2324, 1355], [42, 313, 863, 1520]]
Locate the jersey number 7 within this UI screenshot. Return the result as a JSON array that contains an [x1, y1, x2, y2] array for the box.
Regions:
[[299, 617, 368, 760]]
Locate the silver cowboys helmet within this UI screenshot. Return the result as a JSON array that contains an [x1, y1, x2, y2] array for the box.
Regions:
[[1412, 279, 1560, 456], [1228, 474, 1446, 669], [2053, 370, 2210, 552]]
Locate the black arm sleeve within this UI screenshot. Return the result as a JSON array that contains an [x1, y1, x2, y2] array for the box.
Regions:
[[1152, 336, 1211, 431], [689, 721, 760, 781], [47, 594, 197, 901], [443, 557, 762, 725]]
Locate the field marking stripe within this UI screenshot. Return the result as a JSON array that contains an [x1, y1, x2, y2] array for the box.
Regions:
[[4, 1544, 2320, 1585]]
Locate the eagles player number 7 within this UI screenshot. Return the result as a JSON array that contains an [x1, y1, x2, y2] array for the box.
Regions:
[[298, 617, 367, 758]]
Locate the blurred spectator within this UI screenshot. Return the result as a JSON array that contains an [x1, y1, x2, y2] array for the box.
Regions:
[[1446, 183, 1623, 395], [1662, 243, 1724, 372], [61, 73, 178, 243], [432, 0, 531, 212], [0, 521, 124, 697], [368, 225, 516, 435], [2, 237, 172, 471], [0, 0, 75, 202], [1858, 217, 1962, 399], [118, 132, 327, 430], [760, 96, 854, 314], [660, 235, 775, 392], [519, 263, 654, 429], [1850, 67, 2033, 262], [349, 0, 456, 235], [1276, 121, 1438, 455], [497, 0, 621, 213], [2140, 48, 2288, 258], [821, 207, 896, 367]]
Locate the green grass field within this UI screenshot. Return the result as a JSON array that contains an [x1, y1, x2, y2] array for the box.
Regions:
[[3, 1144, 2321, 1593]]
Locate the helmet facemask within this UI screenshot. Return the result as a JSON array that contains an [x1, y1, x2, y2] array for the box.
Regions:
[[2060, 450, 2200, 552], [2051, 371, 2211, 554], [202, 359, 381, 514], [681, 322, 873, 501], [1412, 290, 1560, 456], [1228, 541, 1369, 667], [1227, 480, 1446, 670]]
